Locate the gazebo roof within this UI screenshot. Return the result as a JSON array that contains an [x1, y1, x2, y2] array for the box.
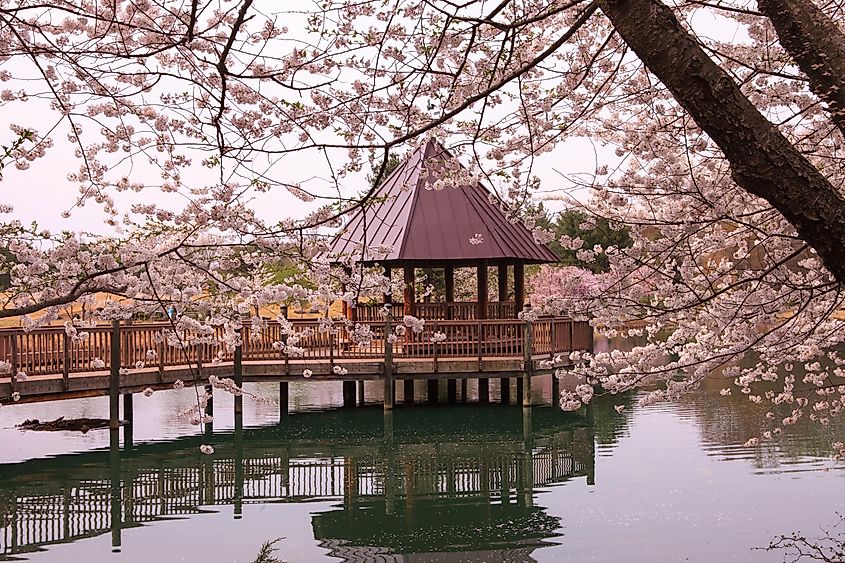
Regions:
[[325, 139, 558, 265]]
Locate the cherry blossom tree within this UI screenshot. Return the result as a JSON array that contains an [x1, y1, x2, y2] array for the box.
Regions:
[[2, 0, 845, 446]]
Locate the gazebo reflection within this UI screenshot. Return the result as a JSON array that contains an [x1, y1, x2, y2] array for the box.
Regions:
[[0, 406, 594, 561]]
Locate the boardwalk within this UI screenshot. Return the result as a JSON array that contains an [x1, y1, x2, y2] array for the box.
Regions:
[[0, 316, 592, 405]]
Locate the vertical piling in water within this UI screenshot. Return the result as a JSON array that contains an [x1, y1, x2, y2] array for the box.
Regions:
[[586, 400, 596, 485], [357, 380, 365, 405], [500, 378, 511, 404], [403, 379, 414, 405], [521, 406, 534, 507], [233, 341, 243, 417], [427, 379, 438, 404], [478, 378, 489, 404], [279, 381, 289, 419], [384, 306, 394, 411], [447, 379, 457, 403], [383, 410, 396, 514], [109, 320, 121, 448], [204, 384, 213, 436], [522, 315, 534, 407], [109, 412, 122, 552], [460, 378, 468, 402], [551, 371, 560, 406], [343, 381, 356, 407], [233, 410, 244, 519], [122, 393, 133, 449]]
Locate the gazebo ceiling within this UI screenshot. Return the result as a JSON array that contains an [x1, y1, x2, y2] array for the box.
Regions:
[[325, 139, 559, 266]]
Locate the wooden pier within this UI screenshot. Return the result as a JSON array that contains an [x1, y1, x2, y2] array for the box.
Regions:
[[0, 315, 592, 412]]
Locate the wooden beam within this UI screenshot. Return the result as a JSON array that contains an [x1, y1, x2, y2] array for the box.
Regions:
[[445, 266, 455, 320], [477, 261, 488, 320], [383, 265, 393, 305], [498, 264, 508, 302], [403, 266, 415, 317], [514, 263, 525, 317]]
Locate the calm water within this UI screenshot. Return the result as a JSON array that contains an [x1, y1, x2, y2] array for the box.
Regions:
[[0, 377, 842, 563]]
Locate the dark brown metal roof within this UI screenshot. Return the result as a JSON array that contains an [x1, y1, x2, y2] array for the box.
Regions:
[[325, 139, 559, 265]]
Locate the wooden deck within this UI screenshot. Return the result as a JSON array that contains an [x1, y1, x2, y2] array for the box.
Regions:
[[0, 316, 592, 405]]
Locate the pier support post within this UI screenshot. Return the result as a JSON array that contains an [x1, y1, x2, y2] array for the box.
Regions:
[[478, 378, 489, 404], [460, 378, 467, 402], [279, 381, 289, 419], [233, 341, 243, 417], [343, 381, 356, 407], [552, 371, 560, 405], [427, 379, 438, 404], [357, 380, 365, 405], [204, 384, 213, 435], [110, 440, 122, 552], [586, 401, 596, 486], [447, 379, 457, 403], [234, 411, 244, 519], [122, 393, 133, 449], [521, 406, 534, 507], [109, 320, 121, 449], [403, 379, 414, 405], [522, 313, 534, 407], [384, 305, 394, 411], [500, 378, 510, 404]]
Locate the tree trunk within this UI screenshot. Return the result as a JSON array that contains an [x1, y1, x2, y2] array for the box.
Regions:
[[758, 0, 845, 138], [598, 0, 845, 284]]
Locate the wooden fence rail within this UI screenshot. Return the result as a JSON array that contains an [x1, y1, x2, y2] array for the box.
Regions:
[[0, 317, 590, 379]]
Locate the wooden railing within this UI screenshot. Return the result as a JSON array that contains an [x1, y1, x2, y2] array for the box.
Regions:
[[355, 301, 516, 321], [0, 317, 591, 379]]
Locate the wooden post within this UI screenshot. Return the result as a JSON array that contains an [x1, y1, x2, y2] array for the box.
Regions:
[[109, 320, 121, 434], [460, 378, 468, 402], [204, 384, 213, 435], [123, 393, 133, 449], [477, 261, 489, 320], [279, 381, 289, 419], [9, 334, 18, 394], [497, 264, 508, 308], [384, 305, 394, 411], [403, 266, 415, 317], [62, 332, 70, 391], [514, 263, 525, 317], [404, 379, 414, 404], [447, 379, 457, 403], [478, 377, 489, 403], [498, 263, 510, 399], [523, 311, 534, 407], [445, 266, 455, 319], [427, 379, 438, 404], [343, 380, 356, 407], [383, 265, 393, 304], [501, 377, 511, 404], [357, 380, 365, 405], [233, 340, 243, 416]]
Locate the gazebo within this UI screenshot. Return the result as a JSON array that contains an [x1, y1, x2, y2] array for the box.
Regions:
[[325, 139, 558, 321]]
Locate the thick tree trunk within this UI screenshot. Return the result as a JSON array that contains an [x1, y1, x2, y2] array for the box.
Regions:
[[598, 0, 845, 284], [758, 0, 845, 138]]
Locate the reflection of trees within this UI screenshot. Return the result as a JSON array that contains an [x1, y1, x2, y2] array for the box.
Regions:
[[590, 392, 635, 447], [683, 379, 843, 469]]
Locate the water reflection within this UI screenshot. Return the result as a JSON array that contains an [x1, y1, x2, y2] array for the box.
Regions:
[[0, 405, 594, 561]]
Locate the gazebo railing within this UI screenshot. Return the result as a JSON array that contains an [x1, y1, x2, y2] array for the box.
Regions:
[[355, 301, 516, 322], [0, 317, 591, 379]]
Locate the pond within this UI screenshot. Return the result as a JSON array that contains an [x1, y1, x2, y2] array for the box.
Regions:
[[0, 376, 842, 562]]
